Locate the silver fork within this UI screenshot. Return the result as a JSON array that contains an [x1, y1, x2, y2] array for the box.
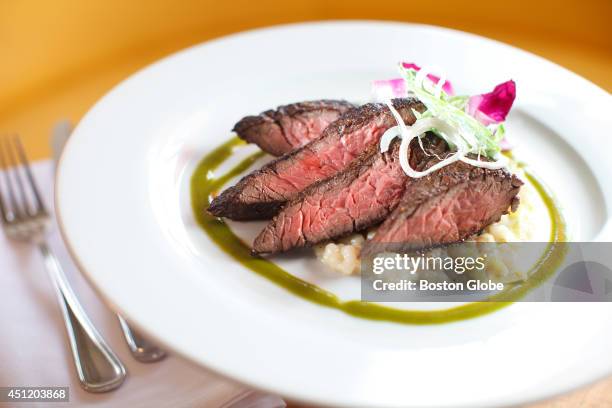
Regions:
[[0, 134, 126, 392]]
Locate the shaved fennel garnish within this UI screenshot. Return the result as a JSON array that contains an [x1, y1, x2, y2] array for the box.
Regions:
[[399, 64, 501, 158], [460, 154, 507, 169], [380, 125, 400, 153], [395, 117, 467, 178], [376, 63, 515, 178], [382, 105, 507, 178]]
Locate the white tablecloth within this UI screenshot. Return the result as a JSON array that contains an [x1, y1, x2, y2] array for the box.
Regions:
[[0, 161, 286, 408]]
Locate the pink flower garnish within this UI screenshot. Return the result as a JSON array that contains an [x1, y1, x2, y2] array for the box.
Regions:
[[372, 78, 407, 99], [401, 62, 454, 95], [499, 137, 513, 151], [466, 80, 516, 126]]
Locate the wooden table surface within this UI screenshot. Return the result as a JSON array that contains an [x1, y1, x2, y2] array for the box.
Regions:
[[1, 1, 610, 406], [527, 377, 612, 407], [286, 377, 612, 407]]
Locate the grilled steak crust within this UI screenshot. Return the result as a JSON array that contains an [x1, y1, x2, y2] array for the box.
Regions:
[[233, 100, 355, 156], [252, 136, 447, 254], [363, 160, 523, 255], [209, 98, 425, 221]]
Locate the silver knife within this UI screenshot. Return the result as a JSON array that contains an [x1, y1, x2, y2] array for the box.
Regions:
[[52, 120, 166, 363]]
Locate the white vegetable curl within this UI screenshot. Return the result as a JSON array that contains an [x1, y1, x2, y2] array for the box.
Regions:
[[381, 101, 507, 178]]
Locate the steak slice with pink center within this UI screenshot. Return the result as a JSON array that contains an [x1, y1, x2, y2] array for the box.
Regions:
[[363, 160, 523, 255], [252, 137, 447, 254], [233, 100, 355, 156], [209, 98, 424, 220]]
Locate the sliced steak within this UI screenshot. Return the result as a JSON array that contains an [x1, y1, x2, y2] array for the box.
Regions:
[[209, 98, 424, 220], [234, 100, 355, 156], [252, 136, 447, 254], [363, 160, 523, 255]]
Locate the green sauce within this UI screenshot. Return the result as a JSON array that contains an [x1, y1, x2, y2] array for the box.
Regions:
[[191, 137, 567, 325]]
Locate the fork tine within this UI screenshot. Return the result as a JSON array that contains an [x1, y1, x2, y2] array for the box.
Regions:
[[13, 135, 46, 214], [0, 136, 21, 221], [5, 135, 34, 217]]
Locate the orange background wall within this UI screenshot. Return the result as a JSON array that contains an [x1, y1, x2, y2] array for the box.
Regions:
[[1, 0, 611, 160]]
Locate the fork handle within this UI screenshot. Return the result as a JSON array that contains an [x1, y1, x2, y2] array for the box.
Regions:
[[39, 242, 127, 392], [117, 315, 166, 363]]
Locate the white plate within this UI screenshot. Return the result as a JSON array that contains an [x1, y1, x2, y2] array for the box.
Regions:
[[56, 21, 612, 407]]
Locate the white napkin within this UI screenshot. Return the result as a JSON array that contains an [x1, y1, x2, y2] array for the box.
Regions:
[[0, 160, 286, 408]]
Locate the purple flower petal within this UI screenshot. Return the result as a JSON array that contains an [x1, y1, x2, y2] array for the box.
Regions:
[[372, 78, 407, 98], [467, 80, 516, 125], [401, 62, 454, 95]]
